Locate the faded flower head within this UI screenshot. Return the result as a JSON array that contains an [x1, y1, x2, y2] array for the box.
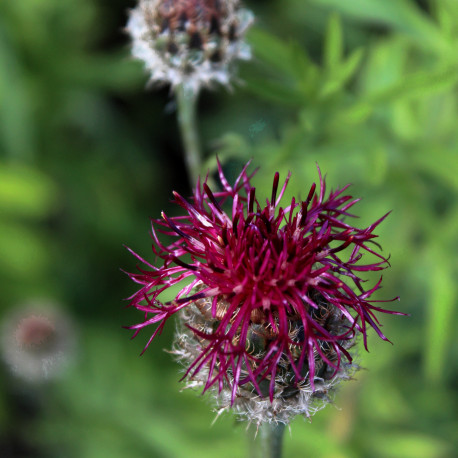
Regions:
[[126, 162, 402, 424], [1, 302, 76, 382], [126, 0, 253, 91]]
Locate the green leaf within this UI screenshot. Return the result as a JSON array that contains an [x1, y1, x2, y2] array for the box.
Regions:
[[431, 0, 458, 41], [209, 133, 251, 164], [289, 41, 319, 86], [365, 65, 458, 104], [0, 27, 35, 159], [55, 53, 146, 91], [332, 102, 373, 126], [413, 147, 458, 190], [320, 47, 364, 97], [424, 242, 457, 383], [243, 77, 306, 107], [246, 28, 319, 102], [324, 13, 343, 70], [369, 431, 452, 458], [247, 28, 299, 79], [0, 164, 58, 218], [0, 222, 49, 276], [308, 0, 449, 52]]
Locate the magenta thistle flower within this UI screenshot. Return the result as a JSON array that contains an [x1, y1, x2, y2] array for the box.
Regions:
[[126, 161, 402, 423]]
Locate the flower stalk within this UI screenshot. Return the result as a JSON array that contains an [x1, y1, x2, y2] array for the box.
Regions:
[[126, 0, 254, 188], [250, 423, 286, 458], [176, 83, 202, 187]]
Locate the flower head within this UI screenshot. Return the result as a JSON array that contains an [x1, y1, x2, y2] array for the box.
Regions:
[[126, 162, 402, 423], [126, 0, 253, 92]]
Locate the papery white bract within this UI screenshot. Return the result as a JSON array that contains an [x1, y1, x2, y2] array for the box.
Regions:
[[126, 0, 253, 92]]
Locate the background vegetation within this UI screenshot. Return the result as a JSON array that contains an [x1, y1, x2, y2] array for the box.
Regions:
[[0, 0, 456, 456]]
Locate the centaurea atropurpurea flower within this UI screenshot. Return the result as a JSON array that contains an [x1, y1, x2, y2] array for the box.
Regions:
[[126, 162, 403, 424]]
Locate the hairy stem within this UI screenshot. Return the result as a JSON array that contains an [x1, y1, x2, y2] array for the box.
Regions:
[[175, 83, 202, 187], [250, 422, 286, 458]]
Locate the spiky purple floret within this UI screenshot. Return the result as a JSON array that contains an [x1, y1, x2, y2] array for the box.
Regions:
[[126, 161, 402, 402]]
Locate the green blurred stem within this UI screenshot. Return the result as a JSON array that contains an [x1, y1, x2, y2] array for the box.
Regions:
[[175, 84, 202, 187], [250, 423, 286, 458]]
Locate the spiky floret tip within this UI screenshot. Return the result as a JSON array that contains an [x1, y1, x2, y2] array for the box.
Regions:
[[125, 161, 403, 423]]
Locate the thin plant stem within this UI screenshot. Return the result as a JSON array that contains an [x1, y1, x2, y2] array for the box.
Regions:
[[250, 422, 286, 458], [175, 83, 202, 187]]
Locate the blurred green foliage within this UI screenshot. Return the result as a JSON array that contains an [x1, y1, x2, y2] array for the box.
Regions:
[[0, 0, 456, 457]]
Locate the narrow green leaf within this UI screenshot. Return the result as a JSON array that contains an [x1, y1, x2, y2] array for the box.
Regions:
[[247, 28, 298, 78], [414, 148, 458, 190], [56, 53, 146, 91], [308, 0, 448, 52], [0, 27, 35, 159], [0, 222, 48, 276], [432, 0, 458, 40], [369, 431, 452, 458], [320, 47, 363, 97], [424, 244, 456, 383], [0, 164, 58, 218], [324, 13, 343, 70], [289, 41, 317, 82], [333, 103, 373, 126], [248, 27, 319, 97], [365, 66, 458, 104], [243, 77, 305, 107]]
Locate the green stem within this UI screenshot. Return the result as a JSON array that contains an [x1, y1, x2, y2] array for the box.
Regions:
[[250, 422, 286, 458], [175, 83, 202, 187]]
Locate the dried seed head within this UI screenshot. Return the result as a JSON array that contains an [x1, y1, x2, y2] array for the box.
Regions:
[[126, 0, 253, 91], [15, 315, 56, 349], [174, 285, 358, 424], [1, 302, 76, 382]]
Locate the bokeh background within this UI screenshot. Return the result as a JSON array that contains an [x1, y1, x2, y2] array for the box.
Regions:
[[0, 0, 457, 457]]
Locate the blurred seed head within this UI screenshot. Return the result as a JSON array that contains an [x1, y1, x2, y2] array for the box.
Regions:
[[126, 0, 254, 92], [1, 302, 76, 382]]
